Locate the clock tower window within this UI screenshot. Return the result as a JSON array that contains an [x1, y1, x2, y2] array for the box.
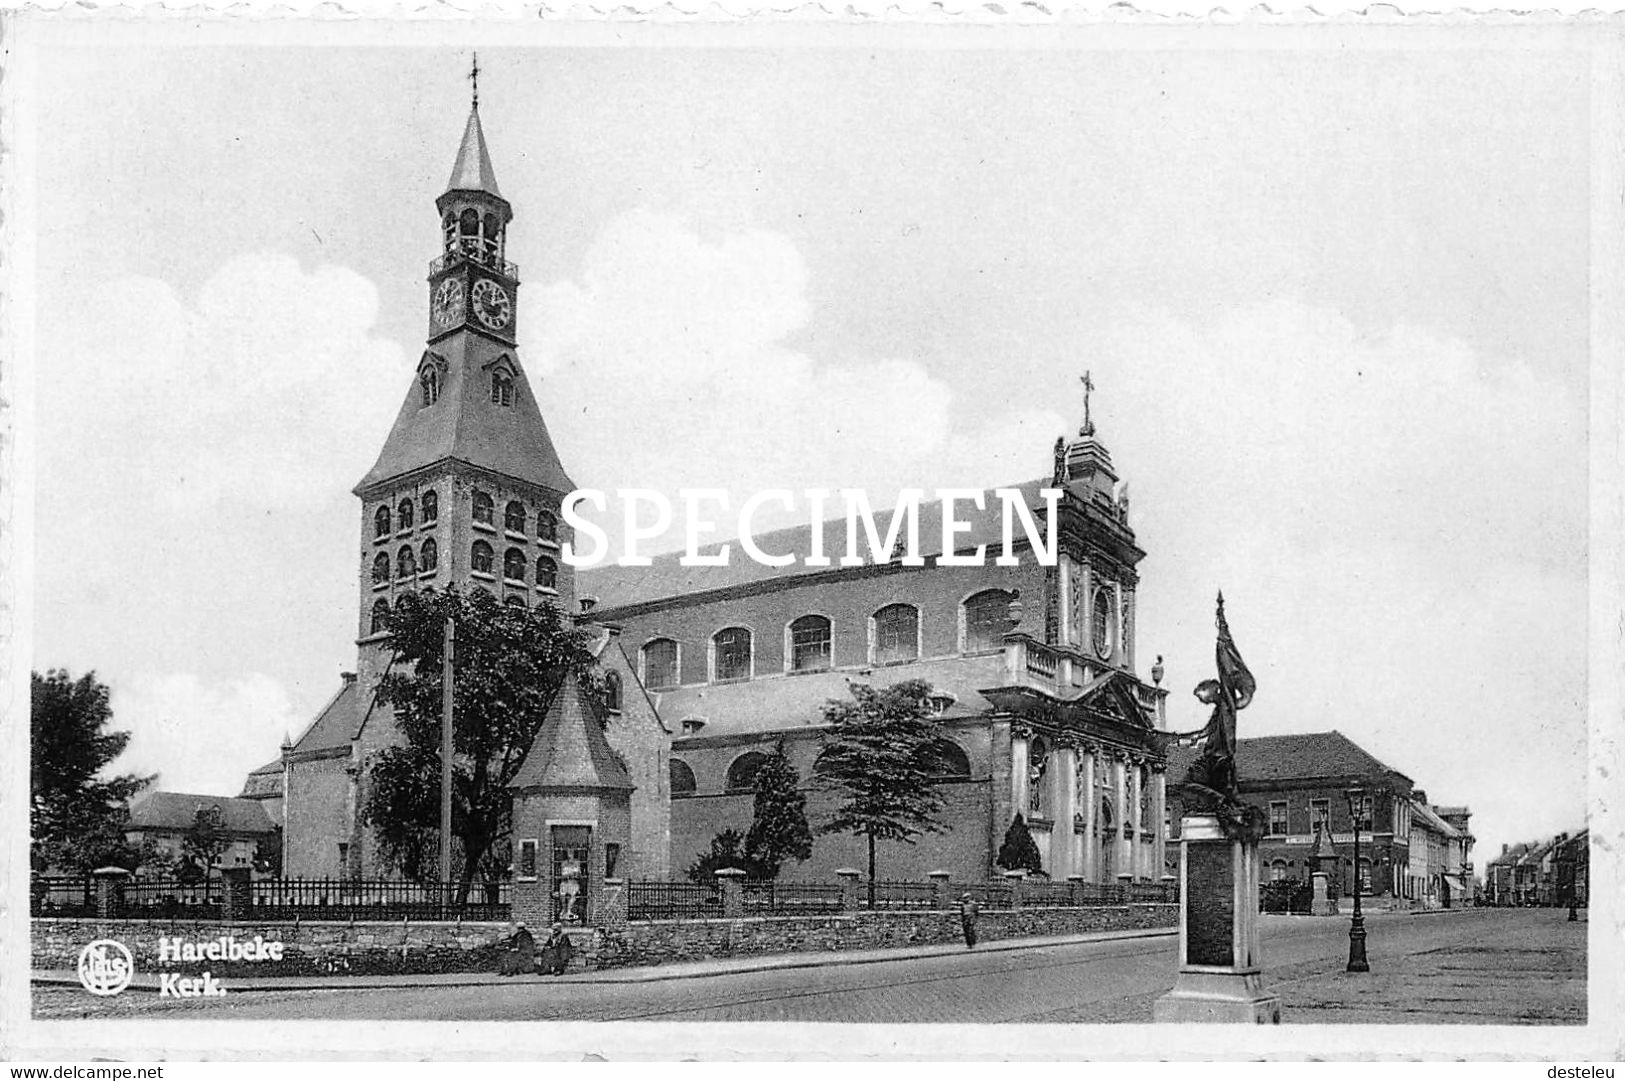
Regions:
[[491, 372, 514, 407]]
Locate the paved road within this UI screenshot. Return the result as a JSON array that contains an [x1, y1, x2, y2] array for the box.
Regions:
[[34, 908, 1584, 1024]]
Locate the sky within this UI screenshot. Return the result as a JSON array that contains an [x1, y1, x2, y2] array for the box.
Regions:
[[26, 30, 1594, 871]]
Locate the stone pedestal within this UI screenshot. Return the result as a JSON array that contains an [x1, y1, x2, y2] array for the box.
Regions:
[[1153, 814, 1281, 1024], [1311, 871, 1338, 916]]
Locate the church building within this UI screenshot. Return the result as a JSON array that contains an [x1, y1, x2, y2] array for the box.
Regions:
[[253, 85, 1174, 894]]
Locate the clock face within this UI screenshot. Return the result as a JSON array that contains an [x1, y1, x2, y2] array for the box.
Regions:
[[432, 278, 465, 328], [471, 279, 512, 330]]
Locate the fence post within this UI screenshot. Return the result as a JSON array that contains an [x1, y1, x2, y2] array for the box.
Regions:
[[928, 870, 953, 910], [715, 868, 746, 918], [1003, 869, 1027, 909], [91, 866, 130, 919], [835, 868, 862, 913], [1066, 873, 1085, 907], [221, 867, 252, 922], [599, 878, 627, 928]]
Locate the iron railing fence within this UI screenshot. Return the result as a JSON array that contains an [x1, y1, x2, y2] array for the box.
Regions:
[[626, 880, 721, 921], [30, 876, 96, 918], [863, 880, 940, 910], [1021, 880, 1078, 908], [1127, 881, 1179, 905], [962, 880, 1016, 909], [247, 878, 511, 921], [741, 880, 845, 916]]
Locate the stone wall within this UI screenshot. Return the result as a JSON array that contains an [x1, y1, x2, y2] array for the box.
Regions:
[[33, 918, 514, 979], [592, 903, 1177, 970], [34, 903, 1175, 977]]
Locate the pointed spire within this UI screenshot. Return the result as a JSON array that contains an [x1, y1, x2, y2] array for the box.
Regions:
[[446, 100, 502, 197]]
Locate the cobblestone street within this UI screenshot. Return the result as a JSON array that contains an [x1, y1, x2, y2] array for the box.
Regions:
[[33, 908, 1584, 1024]]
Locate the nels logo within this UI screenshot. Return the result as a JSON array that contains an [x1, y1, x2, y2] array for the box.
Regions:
[[77, 939, 134, 996]]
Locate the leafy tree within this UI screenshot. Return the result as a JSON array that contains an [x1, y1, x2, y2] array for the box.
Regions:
[[361, 586, 596, 900], [814, 679, 948, 907], [183, 803, 230, 885], [30, 669, 153, 873], [743, 745, 814, 879], [996, 813, 1044, 875], [254, 826, 284, 878], [685, 828, 762, 882]]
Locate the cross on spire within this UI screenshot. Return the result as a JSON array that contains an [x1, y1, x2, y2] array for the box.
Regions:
[[1080, 370, 1096, 436], [469, 52, 480, 109]]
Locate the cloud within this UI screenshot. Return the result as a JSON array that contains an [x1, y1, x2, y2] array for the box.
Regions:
[[110, 672, 305, 797], [531, 209, 1055, 543], [53, 253, 405, 515]]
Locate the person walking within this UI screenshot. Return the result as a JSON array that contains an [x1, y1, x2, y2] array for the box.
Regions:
[[958, 892, 980, 949]]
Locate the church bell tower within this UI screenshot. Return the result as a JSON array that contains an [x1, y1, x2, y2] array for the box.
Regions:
[[352, 73, 577, 693]]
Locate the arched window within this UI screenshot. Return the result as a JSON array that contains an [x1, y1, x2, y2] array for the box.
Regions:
[[397, 499, 414, 532], [712, 627, 752, 682], [472, 490, 494, 526], [537, 510, 558, 544], [872, 603, 919, 664], [504, 501, 526, 534], [420, 367, 440, 407], [371, 553, 390, 584], [963, 589, 1015, 653], [442, 213, 456, 251], [471, 540, 494, 575], [370, 599, 390, 635], [670, 759, 697, 797], [1028, 736, 1049, 817], [482, 213, 501, 260], [374, 505, 391, 539], [789, 615, 832, 672], [491, 372, 514, 407], [421, 490, 439, 524], [419, 538, 438, 574], [604, 671, 622, 712], [397, 545, 417, 579], [1092, 587, 1114, 658], [459, 207, 479, 240], [1271, 860, 1289, 883], [536, 556, 557, 591], [726, 751, 771, 793], [503, 547, 526, 582], [919, 739, 971, 780], [642, 639, 679, 690]]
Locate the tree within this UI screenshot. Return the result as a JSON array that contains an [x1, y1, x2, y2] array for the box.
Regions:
[[254, 826, 284, 878], [361, 586, 596, 900], [30, 669, 153, 873], [996, 813, 1043, 875], [685, 828, 761, 882], [183, 803, 229, 886], [814, 679, 948, 907], [743, 745, 814, 879]]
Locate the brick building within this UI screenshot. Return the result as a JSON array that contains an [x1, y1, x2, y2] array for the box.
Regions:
[[582, 428, 1174, 884], [251, 97, 670, 886], [1168, 731, 1471, 904], [125, 792, 278, 876]]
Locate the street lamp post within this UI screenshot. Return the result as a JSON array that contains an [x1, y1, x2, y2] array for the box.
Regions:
[[1344, 788, 1370, 973]]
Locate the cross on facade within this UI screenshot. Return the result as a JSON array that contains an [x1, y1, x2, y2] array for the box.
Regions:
[[1080, 370, 1095, 435]]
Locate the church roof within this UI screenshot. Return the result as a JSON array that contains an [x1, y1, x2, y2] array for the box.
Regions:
[[446, 106, 502, 197], [354, 339, 575, 495], [128, 792, 276, 835], [582, 480, 1051, 612], [287, 676, 360, 756], [509, 671, 635, 791]]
